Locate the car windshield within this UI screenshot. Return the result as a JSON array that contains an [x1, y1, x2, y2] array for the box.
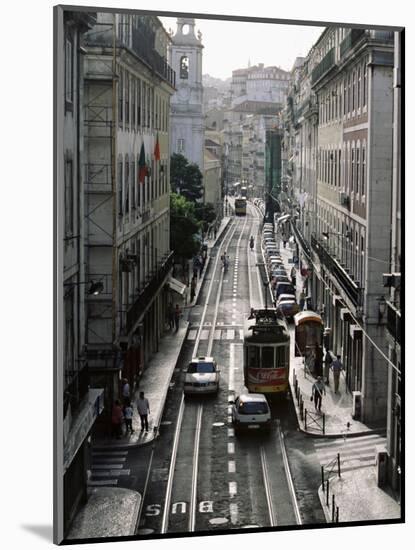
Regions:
[[188, 362, 215, 373], [238, 401, 269, 414]]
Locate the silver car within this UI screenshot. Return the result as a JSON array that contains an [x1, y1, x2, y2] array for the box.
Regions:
[[184, 357, 220, 395], [231, 393, 272, 433]]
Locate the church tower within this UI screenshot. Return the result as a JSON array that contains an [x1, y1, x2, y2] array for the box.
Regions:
[[169, 18, 204, 172]]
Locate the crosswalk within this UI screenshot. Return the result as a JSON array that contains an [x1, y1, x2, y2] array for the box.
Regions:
[[314, 433, 387, 474], [187, 327, 244, 341], [88, 450, 130, 487]]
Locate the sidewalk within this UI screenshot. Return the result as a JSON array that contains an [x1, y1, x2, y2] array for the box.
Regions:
[[67, 217, 232, 540], [277, 233, 401, 524]]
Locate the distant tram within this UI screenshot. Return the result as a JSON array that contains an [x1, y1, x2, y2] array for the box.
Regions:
[[243, 309, 290, 395], [293, 310, 324, 357], [235, 198, 247, 216]]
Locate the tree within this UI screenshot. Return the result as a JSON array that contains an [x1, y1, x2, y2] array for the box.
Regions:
[[170, 153, 203, 202], [170, 193, 201, 262], [194, 202, 216, 234]]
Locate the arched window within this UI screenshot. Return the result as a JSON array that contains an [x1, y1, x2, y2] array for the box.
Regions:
[[180, 55, 189, 79]]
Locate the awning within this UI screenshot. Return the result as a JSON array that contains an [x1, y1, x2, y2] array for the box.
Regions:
[[277, 214, 291, 224], [168, 276, 187, 296]]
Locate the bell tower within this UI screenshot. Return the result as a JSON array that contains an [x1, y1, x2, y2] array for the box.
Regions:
[[169, 18, 204, 172]]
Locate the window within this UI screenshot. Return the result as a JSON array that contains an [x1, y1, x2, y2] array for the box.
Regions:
[[131, 79, 136, 129], [356, 145, 360, 194], [180, 56, 189, 79], [125, 72, 130, 126], [147, 86, 151, 128], [125, 156, 129, 213], [362, 143, 366, 196], [131, 160, 136, 208], [352, 70, 356, 111], [137, 79, 141, 126], [142, 82, 146, 127], [363, 61, 368, 107], [119, 69, 123, 126], [118, 160, 123, 215], [177, 138, 185, 154], [348, 73, 351, 114], [65, 36, 73, 105], [136, 156, 141, 209], [64, 159, 73, 236], [357, 67, 361, 109], [351, 146, 355, 192], [343, 78, 347, 116], [262, 347, 274, 369]]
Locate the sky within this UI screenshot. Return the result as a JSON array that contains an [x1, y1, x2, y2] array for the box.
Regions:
[[160, 16, 325, 80]]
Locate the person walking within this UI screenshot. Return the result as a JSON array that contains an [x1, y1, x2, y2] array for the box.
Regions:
[[167, 302, 174, 330], [290, 265, 296, 288], [324, 350, 333, 385], [111, 400, 124, 439], [190, 276, 196, 302], [312, 376, 326, 412], [331, 355, 344, 393], [121, 378, 130, 405], [136, 391, 150, 432], [174, 304, 181, 333], [123, 400, 134, 434]]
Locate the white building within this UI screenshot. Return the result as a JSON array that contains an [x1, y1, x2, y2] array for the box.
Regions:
[[169, 18, 205, 172]]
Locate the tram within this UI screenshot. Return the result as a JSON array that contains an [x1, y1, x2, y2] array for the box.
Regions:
[[235, 198, 247, 216], [293, 310, 324, 357], [243, 309, 290, 395]]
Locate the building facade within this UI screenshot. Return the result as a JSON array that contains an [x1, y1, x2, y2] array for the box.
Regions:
[[283, 28, 396, 427], [169, 18, 205, 172], [83, 12, 176, 418]]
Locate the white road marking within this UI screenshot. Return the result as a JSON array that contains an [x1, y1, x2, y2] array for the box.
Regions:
[[187, 330, 197, 340], [228, 428, 234, 437], [228, 442, 235, 454], [230, 503, 238, 524], [229, 481, 237, 497], [228, 460, 236, 473], [229, 343, 235, 392]]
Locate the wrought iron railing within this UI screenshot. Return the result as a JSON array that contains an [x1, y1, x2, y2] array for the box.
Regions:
[[386, 301, 401, 346], [311, 235, 362, 308], [64, 366, 90, 416], [340, 29, 366, 58], [291, 221, 311, 260], [312, 48, 336, 85]]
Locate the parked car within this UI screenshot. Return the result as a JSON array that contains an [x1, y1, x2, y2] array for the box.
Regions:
[[231, 393, 272, 433], [276, 294, 300, 318], [275, 282, 296, 299], [184, 356, 220, 395]]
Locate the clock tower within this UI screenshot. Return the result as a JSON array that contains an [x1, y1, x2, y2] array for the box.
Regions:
[[169, 18, 204, 172]]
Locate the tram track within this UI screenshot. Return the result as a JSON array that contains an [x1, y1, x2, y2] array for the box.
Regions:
[[160, 215, 249, 534]]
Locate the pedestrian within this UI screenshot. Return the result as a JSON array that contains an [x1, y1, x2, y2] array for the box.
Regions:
[[190, 276, 196, 302], [324, 350, 333, 385], [111, 400, 124, 439], [214, 226, 217, 239], [248, 307, 256, 319], [299, 289, 306, 311], [136, 391, 150, 432], [331, 355, 344, 394], [167, 302, 174, 330], [198, 254, 204, 276], [121, 378, 130, 404], [311, 376, 326, 412], [314, 344, 323, 378], [174, 303, 181, 332], [123, 399, 134, 433]]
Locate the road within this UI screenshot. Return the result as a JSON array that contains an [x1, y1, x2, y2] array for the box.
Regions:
[[96, 203, 327, 535]]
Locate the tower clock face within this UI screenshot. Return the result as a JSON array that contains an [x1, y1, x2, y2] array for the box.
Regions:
[[178, 86, 190, 102]]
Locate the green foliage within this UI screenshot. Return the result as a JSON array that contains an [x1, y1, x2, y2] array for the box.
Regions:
[[170, 153, 203, 202], [194, 202, 216, 233], [170, 193, 201, 260]]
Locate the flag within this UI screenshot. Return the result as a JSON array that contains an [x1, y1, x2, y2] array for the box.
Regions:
[[138, 143, 146, 184], [154, 133, 160, 161]]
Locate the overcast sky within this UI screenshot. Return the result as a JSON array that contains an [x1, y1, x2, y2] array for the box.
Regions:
[[160, 16, 325, 79]]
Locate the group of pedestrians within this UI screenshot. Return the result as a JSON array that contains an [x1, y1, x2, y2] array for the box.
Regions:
[[111, 382, 151, 438]]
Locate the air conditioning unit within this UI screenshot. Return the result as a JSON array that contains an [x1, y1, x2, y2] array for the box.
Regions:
[[383, 272, 401, 288]]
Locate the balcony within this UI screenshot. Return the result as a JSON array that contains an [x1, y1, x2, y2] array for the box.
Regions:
[[386, 301, 401, 346], [340, 29, 366, 58], [126, 251, 174, 332], [311, 48, 336, 86], [311, 235, 362, 308]]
